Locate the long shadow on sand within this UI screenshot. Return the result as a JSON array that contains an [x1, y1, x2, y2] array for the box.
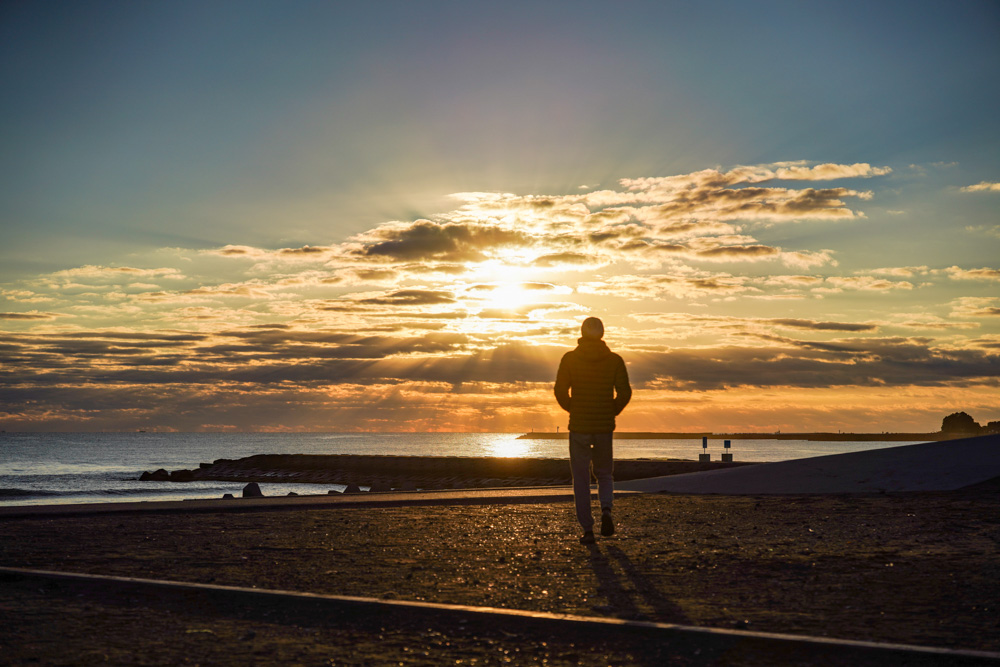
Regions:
[[585, 543, 689, 624]]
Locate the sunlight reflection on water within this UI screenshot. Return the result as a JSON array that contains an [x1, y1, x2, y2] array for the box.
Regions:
[[482, 434, 532, 458]]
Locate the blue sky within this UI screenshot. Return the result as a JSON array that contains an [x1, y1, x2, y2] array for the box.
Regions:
[[1, 1, 998, 432]]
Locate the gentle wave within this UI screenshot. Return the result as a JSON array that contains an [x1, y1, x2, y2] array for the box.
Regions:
[[1, 485, 235, 499], [0, 488, 64, 497]]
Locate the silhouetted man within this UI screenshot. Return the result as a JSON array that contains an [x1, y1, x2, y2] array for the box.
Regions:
[[554, 317, 632, 544]]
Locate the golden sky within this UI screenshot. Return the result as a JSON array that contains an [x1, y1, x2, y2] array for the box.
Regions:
[[1, 3, 998, 432], [2, 162, 998, 432]]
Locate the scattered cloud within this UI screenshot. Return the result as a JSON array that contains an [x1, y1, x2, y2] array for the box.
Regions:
[[961, 181, 1000, 193], [867, 266, 929, 278], [950, 297, 1000, 318], [3, 160, 997, 431], [945, 266, 1000, 282], [964, 225, 1000, 239], [767, 318, 877, 332], [772, 162, 892, 180], [0, 311, 63, 320], [47, 265, 185, 280], [825, 276, 914, 291], [356, 289, 457, 306], [348, 220, 532, 263], [579, 272, 757, 300]]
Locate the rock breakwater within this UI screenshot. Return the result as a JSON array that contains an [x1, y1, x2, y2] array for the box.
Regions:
[[145, 454, 754, 491]]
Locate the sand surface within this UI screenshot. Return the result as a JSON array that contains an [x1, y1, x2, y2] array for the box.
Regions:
[[2, 488, 999, 664]]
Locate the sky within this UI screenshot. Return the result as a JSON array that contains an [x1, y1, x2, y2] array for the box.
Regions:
[[1, 0, 998, 433]]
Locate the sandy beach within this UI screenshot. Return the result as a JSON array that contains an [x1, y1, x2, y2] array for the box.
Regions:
[[2, 484, 999, 664]]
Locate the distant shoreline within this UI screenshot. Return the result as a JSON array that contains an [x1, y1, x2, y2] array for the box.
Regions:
[[518, 432, 953, 442]]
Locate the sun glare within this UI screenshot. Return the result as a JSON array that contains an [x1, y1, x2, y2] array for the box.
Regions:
[[483, 284, 532, 311], [488, 436, 530, 458]]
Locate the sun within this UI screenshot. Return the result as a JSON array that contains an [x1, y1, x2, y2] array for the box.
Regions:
[[483, 283, 532, 311]]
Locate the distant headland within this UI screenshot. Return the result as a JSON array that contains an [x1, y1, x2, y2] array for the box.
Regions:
[[517, 432, 950, 442]]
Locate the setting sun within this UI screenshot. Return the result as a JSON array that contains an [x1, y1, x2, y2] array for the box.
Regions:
[[480, 283, 532, 311]]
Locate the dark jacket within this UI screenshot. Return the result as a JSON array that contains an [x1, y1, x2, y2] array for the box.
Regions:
[[554, 337, 632, 433]]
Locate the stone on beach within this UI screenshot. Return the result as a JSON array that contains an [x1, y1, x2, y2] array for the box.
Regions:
[[242, 482, 263, 498]]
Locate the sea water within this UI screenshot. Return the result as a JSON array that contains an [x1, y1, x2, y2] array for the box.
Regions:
[[0, 432, 923, 506]]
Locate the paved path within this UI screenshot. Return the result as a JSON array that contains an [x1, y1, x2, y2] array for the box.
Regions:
[[618, 434, 1000, 494]]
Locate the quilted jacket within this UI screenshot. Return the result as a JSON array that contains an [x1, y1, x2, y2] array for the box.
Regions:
[[554, 337, 632, 433]]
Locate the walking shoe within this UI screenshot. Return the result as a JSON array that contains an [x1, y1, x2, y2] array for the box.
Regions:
[[600, 510, 615, 536], [580, 530, 596, 545]]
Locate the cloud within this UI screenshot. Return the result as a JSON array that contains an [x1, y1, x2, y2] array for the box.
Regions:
[[279, 245, 330, 256], [356, 289, 457, 306], [755, 275, 824, 288], [348, 220, 533, 262], [825, 276, 914, 291], [964, 225, 1000, 239], [779, 250, 838, 270], [183, 282, 275, 298], [773, 162, 892, 180], [950, 297, 1000, 318], [961, 182, 1000, 193], [0, 311, 62, 320], [945, 266, 1000, 282], [8, 160, 990, 432], [47, 265, 185, 280], [693, 245, 780, 261], [207, 245, 263, 257], [579, 272, 757, 299], [767, 318, 877, 332], [205, 244, 332, 261], [532, 252, 600, 268], [10, 329, 997, 428], [0, 289, 52, 304], [618, 162, 889, 193], [620, 184, 872, 224], [322, 268, 401, 286], [867, 266, 929, 278], [629, 312, 877, 335], [629, 338, 1000, 391]]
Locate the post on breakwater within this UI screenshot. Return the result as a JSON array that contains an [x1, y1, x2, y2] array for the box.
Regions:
[[722, 439, 733, 462], [699, 436, 711, 462]]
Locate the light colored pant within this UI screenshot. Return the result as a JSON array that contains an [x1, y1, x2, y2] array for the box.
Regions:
[[569, 432, 614, 531]]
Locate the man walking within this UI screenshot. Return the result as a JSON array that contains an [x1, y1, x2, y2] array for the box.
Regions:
[[554, 317, 632, 544]]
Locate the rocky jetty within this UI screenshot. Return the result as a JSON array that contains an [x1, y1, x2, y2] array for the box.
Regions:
[[141, 454, 752, 491]]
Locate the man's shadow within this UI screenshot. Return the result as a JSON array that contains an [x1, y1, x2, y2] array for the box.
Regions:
[[585, 543, 689, 624]]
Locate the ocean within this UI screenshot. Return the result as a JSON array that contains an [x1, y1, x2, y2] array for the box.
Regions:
[[0, 432, 925, 506]]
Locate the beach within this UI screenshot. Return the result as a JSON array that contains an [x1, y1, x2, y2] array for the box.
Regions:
[[2, 485, 999, 664]]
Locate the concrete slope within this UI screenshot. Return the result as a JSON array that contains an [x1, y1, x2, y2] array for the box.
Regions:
[[617, 433, 1000, 495]]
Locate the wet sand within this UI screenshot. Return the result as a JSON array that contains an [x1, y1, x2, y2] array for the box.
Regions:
[[1, 488, 998, 664]]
